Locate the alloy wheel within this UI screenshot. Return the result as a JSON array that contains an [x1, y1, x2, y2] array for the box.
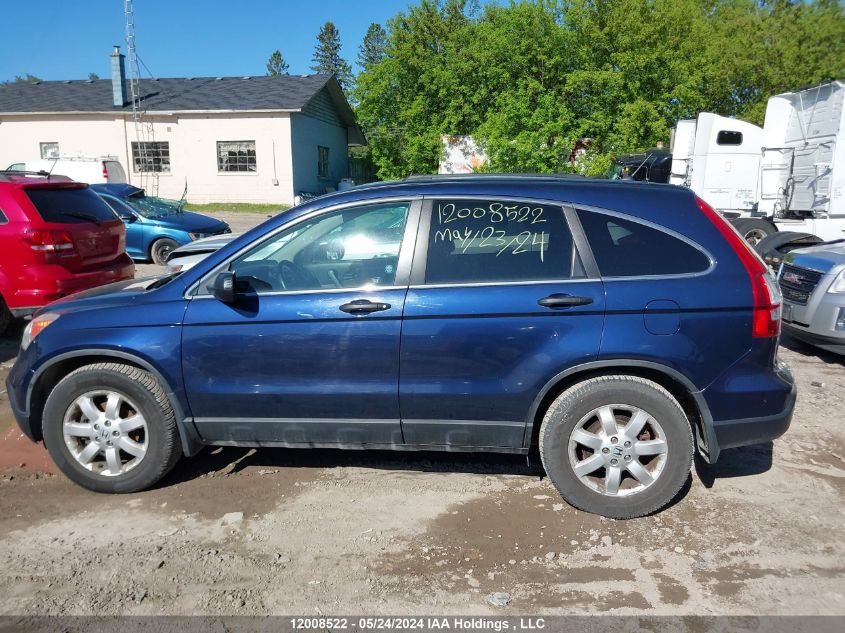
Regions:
[[567, 404, 668, 497], [62, 390, 148, 476]]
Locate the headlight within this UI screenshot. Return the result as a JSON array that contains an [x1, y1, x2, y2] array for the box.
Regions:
[[828, 270, 845, 294], [21, 313, 60, 351], [189, 232, 204, 240]]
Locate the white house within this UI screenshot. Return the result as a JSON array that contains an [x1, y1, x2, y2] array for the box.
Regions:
[[0, 47, 365, 205]]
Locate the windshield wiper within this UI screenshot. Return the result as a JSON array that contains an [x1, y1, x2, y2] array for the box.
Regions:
[[60, 211, 102, 225]]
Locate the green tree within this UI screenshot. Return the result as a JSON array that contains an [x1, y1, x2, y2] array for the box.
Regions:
[[353, 0, 845, 180], [311, 21, 353, 91], [357, 23, 388, 71], [266, 50, 290, 76], [88, 72, 100, 81]]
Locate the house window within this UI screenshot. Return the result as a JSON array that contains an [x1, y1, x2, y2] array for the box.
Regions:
[[217, 141, 257, 172], [40, 142, 59, 159], [132, 141, 171, 172], [318, 146, 330, 178]]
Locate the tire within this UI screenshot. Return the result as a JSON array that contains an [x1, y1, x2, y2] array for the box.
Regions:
[[733, 218, 776, 247], [150, 238, 179, 265], [41, 362, 182, 493], [539, 375, 693, 519], [0, 296, 11, 336], [754, 231, 822, 267]]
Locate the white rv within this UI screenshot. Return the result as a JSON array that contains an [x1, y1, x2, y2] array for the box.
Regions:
[[668, 81, 845, 245]]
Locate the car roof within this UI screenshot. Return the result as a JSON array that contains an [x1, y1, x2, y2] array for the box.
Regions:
[[299, 173, 682, 209], [0, 172, 78, 188], [89, 183, 143, 197]]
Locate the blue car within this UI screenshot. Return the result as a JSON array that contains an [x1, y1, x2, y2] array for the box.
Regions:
[[7, 175, 795, 518], [90, 184, 231, 264]]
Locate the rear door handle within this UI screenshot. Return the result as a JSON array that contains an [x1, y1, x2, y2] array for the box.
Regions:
[[339, 299, 391, 314], [537, 294, 594, 309]]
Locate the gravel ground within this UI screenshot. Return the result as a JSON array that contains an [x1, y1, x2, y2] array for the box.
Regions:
[[0, 210, 843, 616]]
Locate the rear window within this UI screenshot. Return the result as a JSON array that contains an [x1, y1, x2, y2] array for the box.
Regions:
[[577, 209, 710, 277], [24, 187, 120, 224]]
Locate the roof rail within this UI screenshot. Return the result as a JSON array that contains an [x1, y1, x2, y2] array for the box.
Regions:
[[404, 172, 586, 181], [0, 169, 53, 177]]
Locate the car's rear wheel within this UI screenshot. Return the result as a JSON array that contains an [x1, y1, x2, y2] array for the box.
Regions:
[[150, 238, 179, 265], [42, 363, 181, 493], [539, 375, 693, 518]]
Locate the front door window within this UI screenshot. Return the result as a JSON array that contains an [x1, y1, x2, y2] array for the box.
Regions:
[[226, 202, 410, 293]]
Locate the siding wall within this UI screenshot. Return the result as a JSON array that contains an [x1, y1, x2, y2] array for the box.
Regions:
[[0, 112, 297, 204], [290, 89, 349, 196]]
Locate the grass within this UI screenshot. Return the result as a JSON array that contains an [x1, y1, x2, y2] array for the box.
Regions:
[[184, 202, 291, 214]]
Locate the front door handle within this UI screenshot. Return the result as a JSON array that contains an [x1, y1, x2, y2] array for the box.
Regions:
[[339, 299, 391, 314], [538, 294, 594, 309]]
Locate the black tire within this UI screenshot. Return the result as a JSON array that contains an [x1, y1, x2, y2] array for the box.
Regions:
[[0, 295, 11, 336], [754, 231, 823, 267], [539, 375, 693, 519], [733, 218, 776, 247], [150, 238, 179, 265], [42, 362, 182, 493]]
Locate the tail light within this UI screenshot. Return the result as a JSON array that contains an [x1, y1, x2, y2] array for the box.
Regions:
[[22, 229, 76, 263], [696, 197, 781, 338], [102, 163, 109, 181]]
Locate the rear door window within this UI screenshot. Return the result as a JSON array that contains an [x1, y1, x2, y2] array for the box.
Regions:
[[576, 209, 710, 277], [24, 187, 120, 224], [424, 199, 584, 284]]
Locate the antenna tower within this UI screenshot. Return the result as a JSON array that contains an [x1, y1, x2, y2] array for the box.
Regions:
[[124, 0, 159, 195]]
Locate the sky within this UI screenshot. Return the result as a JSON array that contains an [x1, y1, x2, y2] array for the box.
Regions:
[[0, 0, 415, 82]]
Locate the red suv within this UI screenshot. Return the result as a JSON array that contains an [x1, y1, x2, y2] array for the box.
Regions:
[[0, 172, 134, 332]]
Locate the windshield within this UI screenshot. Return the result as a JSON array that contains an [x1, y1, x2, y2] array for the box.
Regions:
[[124, 192, 184, 218]]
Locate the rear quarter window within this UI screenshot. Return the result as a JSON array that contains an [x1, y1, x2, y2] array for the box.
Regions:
[[577, 208, 710, 277], [24, 187, 120, 224]]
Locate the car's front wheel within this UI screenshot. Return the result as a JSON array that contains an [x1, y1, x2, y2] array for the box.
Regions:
[[150, 238, 179, 265], [539, 375, 693, 518], [42, 363, 182, 493]]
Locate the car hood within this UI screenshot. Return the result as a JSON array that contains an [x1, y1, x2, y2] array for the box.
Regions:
[[169, 233, 238, 256], [785, 241, 845, 274], [43, 276, 176, 315], [145, 211, 228, 233]]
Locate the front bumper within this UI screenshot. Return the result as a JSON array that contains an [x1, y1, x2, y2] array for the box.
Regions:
[[5, 373, 36, 442], [782, 322, 845, 354]]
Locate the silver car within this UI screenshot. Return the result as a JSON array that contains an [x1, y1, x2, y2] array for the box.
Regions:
[[165, 234, 237, 273], [778, 241, 845, 354]]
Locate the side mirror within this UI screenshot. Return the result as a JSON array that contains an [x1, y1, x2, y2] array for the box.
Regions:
[[212, 271, 236, 303], [120, 213, 137, 223]]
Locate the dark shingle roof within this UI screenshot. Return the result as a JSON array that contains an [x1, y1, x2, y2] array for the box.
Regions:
[[0, 73, 343, 116]]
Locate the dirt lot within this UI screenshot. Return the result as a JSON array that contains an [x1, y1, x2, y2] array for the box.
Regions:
[[0, 211, 844, 616]]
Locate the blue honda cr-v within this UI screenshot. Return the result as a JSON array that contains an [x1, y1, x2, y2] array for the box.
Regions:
[[6, 175, 796, 518]]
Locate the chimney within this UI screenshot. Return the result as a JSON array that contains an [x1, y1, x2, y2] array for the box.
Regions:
[[110, 45, 128, 107]]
